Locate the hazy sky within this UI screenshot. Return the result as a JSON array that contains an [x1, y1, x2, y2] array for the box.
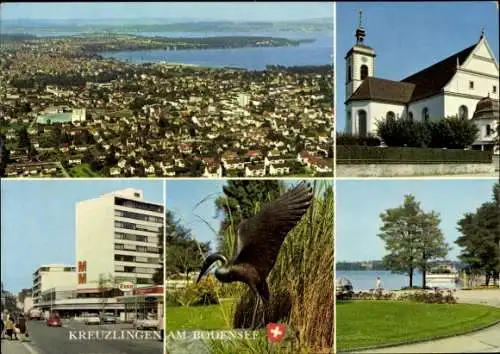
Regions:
[[336, 178, 498, 262], [336, 1, 500, 131], [0, 2, 333, 21], [0, 180, 164, 293]]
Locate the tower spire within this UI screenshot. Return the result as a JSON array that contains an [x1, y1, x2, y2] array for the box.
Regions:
[[480, 27, 485, 39], [355, 9, 366, 44]]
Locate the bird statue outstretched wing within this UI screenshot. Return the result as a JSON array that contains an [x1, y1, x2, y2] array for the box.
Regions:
[[232, 182, 313, 278]]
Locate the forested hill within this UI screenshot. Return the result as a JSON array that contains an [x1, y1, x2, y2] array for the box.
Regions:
[[336, 261, 389, 271]]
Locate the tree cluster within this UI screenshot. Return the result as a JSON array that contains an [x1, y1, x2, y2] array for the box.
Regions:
[[161, 210, 210, 282], [456, 183, 500, 286], [376, 116, 479, 149]]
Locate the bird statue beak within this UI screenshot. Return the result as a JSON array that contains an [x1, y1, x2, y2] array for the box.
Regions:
[[197, 253, 228, 283]]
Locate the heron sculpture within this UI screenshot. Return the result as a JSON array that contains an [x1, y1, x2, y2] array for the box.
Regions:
[[197, 182, 313, 310]]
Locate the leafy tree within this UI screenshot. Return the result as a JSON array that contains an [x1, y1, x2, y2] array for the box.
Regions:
[[163, 210, 210, 280], [189, 159, 204, 177], [104, 146, 118, 167], [376, 118, 431, 147], [456, 182, 500, 286], [17, 127, 30, 149], [215, 180, 283, 256], [414, 210, 450, 288], [97, 273, 117, 315], [377, 116, 479, 149], [378, 195, 448, 288], [152, 224, 165, 285], [429, 117, 479, 149], [17, 288, 32, 305]]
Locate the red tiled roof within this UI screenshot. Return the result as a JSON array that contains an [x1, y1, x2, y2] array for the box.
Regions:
[[347, 77, 415, 104], [402, 43, 477, 102], [347, 41, 478, 104]]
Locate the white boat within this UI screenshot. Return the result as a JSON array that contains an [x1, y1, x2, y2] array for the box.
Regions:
[[427, 264, 459, 288]]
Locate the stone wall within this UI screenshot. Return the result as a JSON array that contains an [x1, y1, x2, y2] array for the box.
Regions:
[[336, 163, 496, 177]]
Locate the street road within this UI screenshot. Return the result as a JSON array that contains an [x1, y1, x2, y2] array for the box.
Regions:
[[1, 319, 163, 354]]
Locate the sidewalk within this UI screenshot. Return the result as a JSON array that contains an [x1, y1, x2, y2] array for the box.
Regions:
[[0, 339, 39, 354]]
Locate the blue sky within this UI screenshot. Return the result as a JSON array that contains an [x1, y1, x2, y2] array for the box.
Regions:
[[0, 2, 333, 21], [0, 180, 163, 294], [166, 180, 307, 249], [336, 2, 500, 131], [166, 180, 226, 250], [336, 178, 498, 262]]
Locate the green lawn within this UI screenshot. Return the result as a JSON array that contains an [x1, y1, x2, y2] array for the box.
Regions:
[[68, 163, 102, 177], [337, 301, 500, 351], [166, 301, 235, 331]]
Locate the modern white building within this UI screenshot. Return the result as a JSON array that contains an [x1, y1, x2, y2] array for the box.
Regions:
[[71, 108, 86, 123], [344, 12, 499, 153], [75, 188, 164, 294], [238, 93, 250, 107], [32, 264, 76, 307]]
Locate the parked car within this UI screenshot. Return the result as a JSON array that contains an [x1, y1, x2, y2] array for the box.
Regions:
[[29, 309, 42, 320], [46, 315, 62, 327], [133, 317, 158, 330], [101, 313, 118, 324], [83, 313, 101, 325]]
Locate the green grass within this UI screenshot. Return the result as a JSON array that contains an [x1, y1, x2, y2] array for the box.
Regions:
[[337, 301, 500, 351], [166, 301, 234, 331], [68, 163, 102, 177]]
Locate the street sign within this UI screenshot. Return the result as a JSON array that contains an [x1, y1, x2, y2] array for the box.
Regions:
[[118, 281, 135, 292]]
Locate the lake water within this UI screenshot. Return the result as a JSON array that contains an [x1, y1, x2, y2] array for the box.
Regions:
[[336, 270, 424, 291], [8, 29, 332, 69], [99, 31, 333, 70]]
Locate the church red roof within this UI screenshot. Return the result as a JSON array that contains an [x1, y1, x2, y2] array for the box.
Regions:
[[347, 41, 478, 104]]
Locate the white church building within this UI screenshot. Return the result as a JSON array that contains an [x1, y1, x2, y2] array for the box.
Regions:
[[344, 13, 499, 154]]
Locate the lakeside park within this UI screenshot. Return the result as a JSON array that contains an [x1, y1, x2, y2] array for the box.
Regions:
[[336, 179, 500, 353]]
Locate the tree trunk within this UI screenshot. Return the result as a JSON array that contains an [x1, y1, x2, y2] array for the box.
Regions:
[[409, 268, 414, 288], [422, 269, 427, 289], [485, 272, 491, 286]]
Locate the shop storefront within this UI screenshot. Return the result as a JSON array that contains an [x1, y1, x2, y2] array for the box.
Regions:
[[116, 285, 163, 323]]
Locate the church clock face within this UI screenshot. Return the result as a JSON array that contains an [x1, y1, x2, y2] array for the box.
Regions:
[[361, 56, 368, 63]]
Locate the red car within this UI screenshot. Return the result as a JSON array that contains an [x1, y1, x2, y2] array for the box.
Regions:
[[46, 315, 62, 327]]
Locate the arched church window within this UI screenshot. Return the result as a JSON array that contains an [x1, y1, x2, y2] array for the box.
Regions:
[[360, 65, 368, 80], [347, 111, 352, 133], [486, 124, 492, 136], [386, 111, 395, 120], [458, 105, 468, 120], [358, 110, 367, 137], [347, 65, 352, 82], [408, 112, 414, 121], [422, 107, 429, 122]]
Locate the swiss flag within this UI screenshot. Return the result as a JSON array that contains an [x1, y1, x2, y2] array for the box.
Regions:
[[266, 323, 286, 343]]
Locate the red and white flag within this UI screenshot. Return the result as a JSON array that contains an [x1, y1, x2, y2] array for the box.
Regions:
[[266, 323, 286, 343]]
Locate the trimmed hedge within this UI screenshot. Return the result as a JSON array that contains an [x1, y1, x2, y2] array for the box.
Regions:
[[337, 146, 493, 164], [336, 132, 382, 146]]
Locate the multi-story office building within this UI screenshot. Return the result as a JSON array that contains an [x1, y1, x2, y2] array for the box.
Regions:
[[32, 264, 76, 306], [75, 188, 164, 293]]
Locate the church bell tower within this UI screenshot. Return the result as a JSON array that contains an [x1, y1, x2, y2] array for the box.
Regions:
[[345, 10, 376, 100]]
